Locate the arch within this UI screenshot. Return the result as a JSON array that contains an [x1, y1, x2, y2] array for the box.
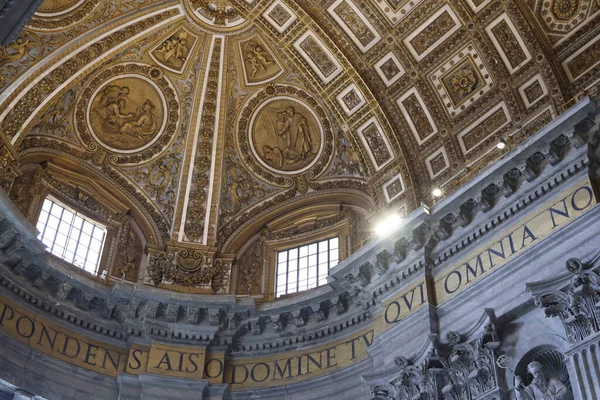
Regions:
[[14, 152, 165, 247]]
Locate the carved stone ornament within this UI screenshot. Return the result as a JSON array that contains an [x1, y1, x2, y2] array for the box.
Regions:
[[371, 317, 502, 399], [237, 85, 334, 186], [513, 351, 573, 400], [75, 63, 179, 164], [535, 264, 600, 344], [148, 250, 231, 293]]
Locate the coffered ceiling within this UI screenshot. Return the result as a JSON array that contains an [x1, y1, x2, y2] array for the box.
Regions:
[[1, 0, 599, 256]]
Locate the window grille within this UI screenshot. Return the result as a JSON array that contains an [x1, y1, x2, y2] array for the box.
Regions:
[[36, 197, 106, 275], [275, 237, 339, 298]]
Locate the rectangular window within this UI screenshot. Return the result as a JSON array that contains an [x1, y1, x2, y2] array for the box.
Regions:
[[275, 237, 339, 298], [36, 197, 107, 275]]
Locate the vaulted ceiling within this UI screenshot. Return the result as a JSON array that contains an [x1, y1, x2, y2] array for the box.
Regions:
[[1, 0, 599, 260]]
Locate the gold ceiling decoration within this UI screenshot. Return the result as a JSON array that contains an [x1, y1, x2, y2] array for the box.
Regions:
[[0, 0, 598, 295], [75, 63, 180, 164], [37, 0, 86, 15], [185, 0, 248, 31], [237, 85, 335, 188]]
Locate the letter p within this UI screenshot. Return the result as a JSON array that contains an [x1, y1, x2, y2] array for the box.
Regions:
[[0, 303, 14, 326]]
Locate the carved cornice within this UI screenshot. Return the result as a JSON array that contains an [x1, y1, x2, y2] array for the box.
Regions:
[[0, 97, 597, 359]]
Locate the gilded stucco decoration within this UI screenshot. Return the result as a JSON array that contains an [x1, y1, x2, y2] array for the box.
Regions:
[[237, 85, 334, 187], [37, 0, 87, 15], [75, 63, 179, 162], [250, 97, 323, 174], [185, 0, 247, 30], [0, 0, 598, 298], [88, 76, 166, 152], [150, 28, 198, 74], [30, 0, 102, 30]]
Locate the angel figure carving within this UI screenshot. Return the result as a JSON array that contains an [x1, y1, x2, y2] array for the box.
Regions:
[[0, 35, 37, 63]]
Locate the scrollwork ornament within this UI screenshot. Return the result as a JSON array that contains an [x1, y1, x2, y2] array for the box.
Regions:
[[565, 257, 583, 273]]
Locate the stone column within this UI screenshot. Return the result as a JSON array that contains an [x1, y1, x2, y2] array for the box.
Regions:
[[565, 333, 600, 399], [533, 259, 600, 399]]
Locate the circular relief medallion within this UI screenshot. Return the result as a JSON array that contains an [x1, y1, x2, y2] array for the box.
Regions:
[[238, 86, 334, 185], [250, 97, 323, 174], [76, 63, 179, 164], [87, 75, 166, 152]]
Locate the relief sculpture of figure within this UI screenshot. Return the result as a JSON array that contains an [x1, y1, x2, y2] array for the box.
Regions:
[[514, 361, 573, 400], [94, 85, 130, 111], [245, 41, 274, 77], [269, 106, 312, 164], [252, 99, 321, 172], [155, 32, 190, 67], [0, 35, 35, 62], [285, 106, 313, 159], [120, 100, 158, 139], [105, 98, 135, 128]]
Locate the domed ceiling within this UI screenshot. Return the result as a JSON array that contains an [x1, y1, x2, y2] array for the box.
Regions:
[[0, 0, 599, 297]]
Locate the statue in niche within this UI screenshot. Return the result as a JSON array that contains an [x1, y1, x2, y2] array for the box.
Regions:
[[251, 99, 321, 172], [514, 361, 573, 400], [89, 77, 164, 150]]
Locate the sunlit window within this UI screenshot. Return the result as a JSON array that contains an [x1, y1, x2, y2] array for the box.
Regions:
[[36, 197, 106, 275], [275, 237, 339, 298]]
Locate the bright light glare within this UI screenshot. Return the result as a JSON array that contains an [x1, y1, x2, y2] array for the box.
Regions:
[[375, 214, 403, 236], [496, 140, 507, 149], [432, 188, 443, 197]]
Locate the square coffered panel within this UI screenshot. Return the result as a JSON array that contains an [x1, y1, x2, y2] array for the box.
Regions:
[[263, 0, 297, 34], [382, 173, 405, 203], [403, 4, 462, 62], [328, 0, 381, 53], [519, 74, 549, 109], [370, 0, 426, 26], [429, 43, 493, 118], [374, 52, 405, 87], [464, 0, 493, 13], [425, 146, 450, 179], [396, 87, 438, 145], [337, 83, 367, 116]]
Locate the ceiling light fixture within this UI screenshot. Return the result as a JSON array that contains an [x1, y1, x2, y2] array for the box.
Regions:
[[432, 188, 443, 197], [496, 139, 507, 150], [375, 214, 403, 236]]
